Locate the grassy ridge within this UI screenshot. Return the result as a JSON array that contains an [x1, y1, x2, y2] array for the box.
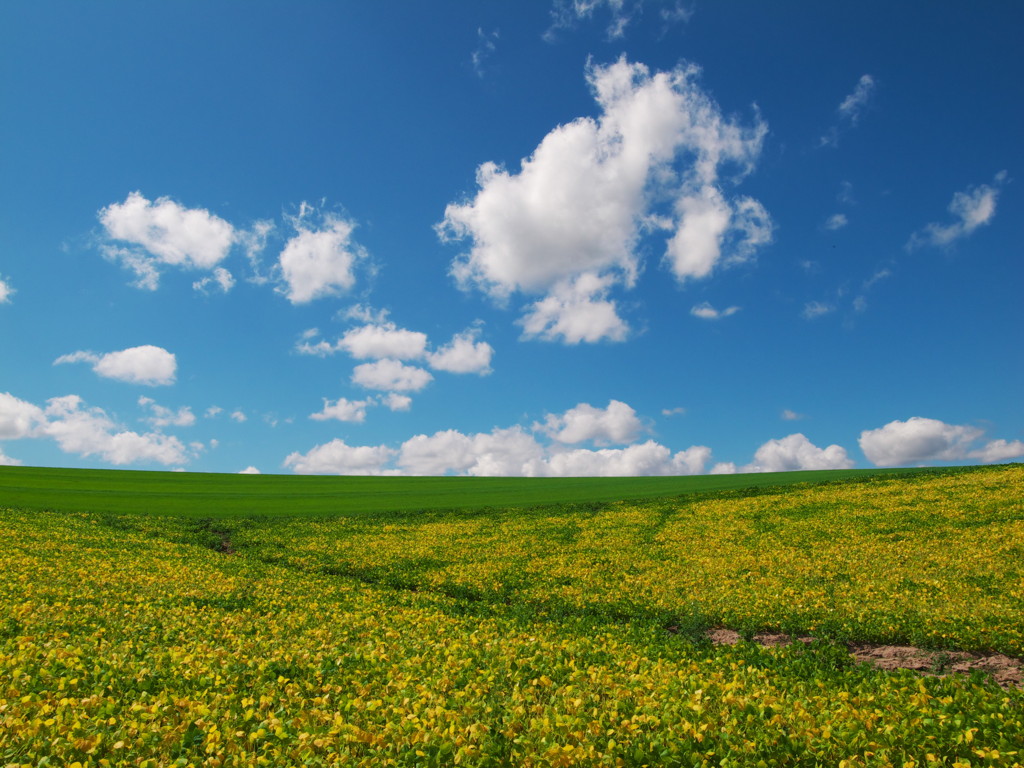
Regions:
[[0, 464, 942, 518]]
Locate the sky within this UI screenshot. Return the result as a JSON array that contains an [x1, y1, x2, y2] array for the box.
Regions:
[[1, 1, 1022, 477]]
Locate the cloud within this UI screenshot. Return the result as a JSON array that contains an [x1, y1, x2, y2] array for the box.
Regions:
[[0, 276, 14, 304], [518, 273, 630, 344], [838, 75, 875, 123], [298, 322, 431, 361], [382, 393, 412, 412], [547, 442, 710, 477], [440, 57, 769, 343], [665, 191, 772, 283], [298, 316, 498, 382], [399, 427, 547, 477], [824, 213, 848, 231], [969, 439, 1024, 464], [801, 301, 834, 320], [427, 327, 494, 374], [192, 267, 235, 294], [0, 447, 21, 466], [742, 433, 854, 472], [286, 399, 711, 477], [54, 345, 177, 386], [230, 410, 247, 423], [351, 359, 433, 392], [781, 409, 804, 421], [99, 191, 236, 288], [340, 304, 391, 324], [471, 27, 499, 77], [138, 397, 195, 427], [820, 75, 875, 147], [277, 204, 367, 304], [41, 395, 191, 466], [546, 0, 691, 40], [339, 323, 429, 360], [205, 406, 223, 418], [310, 397, 371, 423], [1, 391, 196, 467], [690, 302, 740, 320], [239, 466, 261, 474], [907, 173, 1005, 250], [859, 416, 1023, 466], [542, 399, 644, 445], [661, 406, 686, 417], [284, 438, 397, 475], [239, 220, 275, 285], [0, 392, 46, 439]]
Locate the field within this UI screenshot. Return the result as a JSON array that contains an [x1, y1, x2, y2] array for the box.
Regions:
[[1, 463, 1023, 766]]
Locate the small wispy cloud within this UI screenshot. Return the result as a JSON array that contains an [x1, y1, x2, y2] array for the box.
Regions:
[[545, 0, 691, 41], [906, 172, 1006, 250], [820, 75, 876, 147], [690, 302, 740, 320], [823, 213, 848, 231], [801, 301, 834, 320], [471, 28, 499, 78], [838, 75, 875, 123], [781, 409, 805, 421]]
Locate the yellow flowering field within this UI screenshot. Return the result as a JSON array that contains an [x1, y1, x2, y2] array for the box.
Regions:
[[1, 464, 1023, 766]]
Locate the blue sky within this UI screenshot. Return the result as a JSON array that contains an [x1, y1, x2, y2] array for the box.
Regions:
[[1, 1, 1021, 476]]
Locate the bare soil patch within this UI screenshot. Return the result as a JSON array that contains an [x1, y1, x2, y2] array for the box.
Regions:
[[702, 629, 1022, 688]]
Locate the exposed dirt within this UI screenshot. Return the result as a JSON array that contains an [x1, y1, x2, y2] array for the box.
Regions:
[[215, 533, 236, 555], [702, 629, 1022, 688], [848, 643, 1022, 688]]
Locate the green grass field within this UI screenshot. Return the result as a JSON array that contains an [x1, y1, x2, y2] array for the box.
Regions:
[[1, 463, 1022, 767], [0, 464, 942, 518]]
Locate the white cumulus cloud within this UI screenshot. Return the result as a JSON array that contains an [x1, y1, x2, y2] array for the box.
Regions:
[[310, 397, 371, 423], [351, 359, 433, 393], [741, 433, 854, 473], [518, 273, 630, 344], [969, 439, 1024, 464], [0, 276, 14, 304], [277, 204, 367, 304], [399, 427, 547, 477], [41, 395, 191, 466], [546, 442, 711, 477], [99, 191, 236, 288], [55, 345, 177, 386], [382, 393, 412, 411], [337, 323, 428, 360], [0, 447, 22, 466], [239, 466, 261, 474], [542, 399, 644, 445], [284, 438, 397, 475], [859, 416, 1023, 467], [440, 57, 770, 344], [137, 397, 195, 427], [427, 328, 494, 374], [0, 392, 46, 439], [907, 173, 1005, 250]]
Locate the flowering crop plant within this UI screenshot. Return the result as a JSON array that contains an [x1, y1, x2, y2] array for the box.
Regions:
[[1, 464, 1022, 766]]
